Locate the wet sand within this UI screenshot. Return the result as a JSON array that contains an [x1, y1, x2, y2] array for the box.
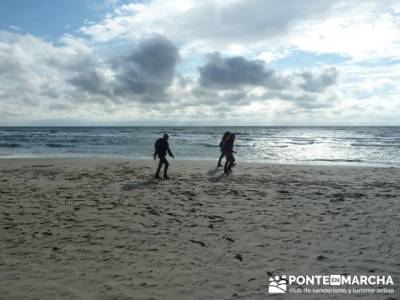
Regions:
[[0, 158, 399, 299]]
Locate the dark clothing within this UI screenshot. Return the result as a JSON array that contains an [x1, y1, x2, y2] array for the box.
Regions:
[[217, 140, 225, 166], [222, 140, 234, 155], [156, 156, 169, 178], [154, 138, 173, 158], [223, 139, 235, 173], [154, 138, 173, 178], [217, 151, 225, 166], [224, 152, 235, 173]]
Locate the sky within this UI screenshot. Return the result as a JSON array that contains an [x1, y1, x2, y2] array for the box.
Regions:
[[0, 0, 400, 125]]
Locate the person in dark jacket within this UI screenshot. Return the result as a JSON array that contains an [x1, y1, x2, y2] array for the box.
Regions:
[[217, 131, 230, 167], [154, 133, 174, 179], [223, 133, 236, 174]]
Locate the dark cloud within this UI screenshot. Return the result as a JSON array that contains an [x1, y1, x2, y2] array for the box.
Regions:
[[195, 53, 338, 108], [223, 91, 249, 104], [199, 53, 337, 94], [113, 35, 179, 101], [67, 35, 180, 103], [199, 52, 273, 88], [68, 69, 111, 96], [40, 83, 60, 99], [48, 103, 73, 111], [298, 67, 338, 92]]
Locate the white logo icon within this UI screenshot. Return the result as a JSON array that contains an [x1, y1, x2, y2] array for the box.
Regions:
[[268, 275, 287, 294], [330, 275, 341, 285]]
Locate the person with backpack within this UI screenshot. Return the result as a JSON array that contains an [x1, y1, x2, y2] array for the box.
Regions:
[[153, 133, 174, 179]]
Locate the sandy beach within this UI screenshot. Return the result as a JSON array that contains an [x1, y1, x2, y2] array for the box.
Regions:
[[0, 158, 399, 300]]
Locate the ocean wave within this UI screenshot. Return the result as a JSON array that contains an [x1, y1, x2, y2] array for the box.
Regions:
[[351, 143, 400, 147], [310, 159, 364, 163], [287, 141, 315, 145], [193, 143, 219, 148], [155, 128, 187, 134], [238, 137, 255, 141], [69, 139, 85, 143], [45, 143, 73, 148], [0, 143, 23, 148], [170, 128, 186, 131], [291, 137, 315, 140], [234, 132, 251, 136]]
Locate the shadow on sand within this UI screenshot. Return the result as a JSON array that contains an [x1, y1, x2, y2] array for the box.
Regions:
[[207, 167, 228, 183]]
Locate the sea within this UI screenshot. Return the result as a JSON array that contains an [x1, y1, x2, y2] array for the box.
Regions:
[[0, 126, 399, 167]]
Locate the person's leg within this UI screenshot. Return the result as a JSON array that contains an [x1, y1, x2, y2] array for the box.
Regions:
[[228, 155, 235, 171], [155, 157, 164, 178], [224, 154, 230, 173], [217, 151, 224, 167], [163, 158, 170, 179]]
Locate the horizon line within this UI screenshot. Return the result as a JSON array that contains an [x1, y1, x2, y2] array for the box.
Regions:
[[1, 125, 400, 127]]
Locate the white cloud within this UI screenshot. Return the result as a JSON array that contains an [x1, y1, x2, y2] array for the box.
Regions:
[[78, 0, 400, 62], [0, 32, 95, 118], [289, 1, 400, 61], [78, 0, 334, 52]]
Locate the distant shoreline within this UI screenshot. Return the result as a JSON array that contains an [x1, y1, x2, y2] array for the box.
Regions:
[[1, 125, 400, 128]]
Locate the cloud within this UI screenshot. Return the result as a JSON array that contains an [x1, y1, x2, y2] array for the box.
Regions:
[[79, 0, 334, 44], [0, 32, 179, 110], [297, 67, 338, 93], [84, 0, 121, 11], [288, 1, 400, 61], [198, 53, 337, 96], [112, 35, 179, 101], [68, 69, 112, 96], [262, 90, 336, 109], [0, 31, 86, 105], [79, 0, 400, 63], [194, 0, 334, 42], [0, 30, 343, 125], [66, 35, 180, 103], [199, 52, 272, 88]]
